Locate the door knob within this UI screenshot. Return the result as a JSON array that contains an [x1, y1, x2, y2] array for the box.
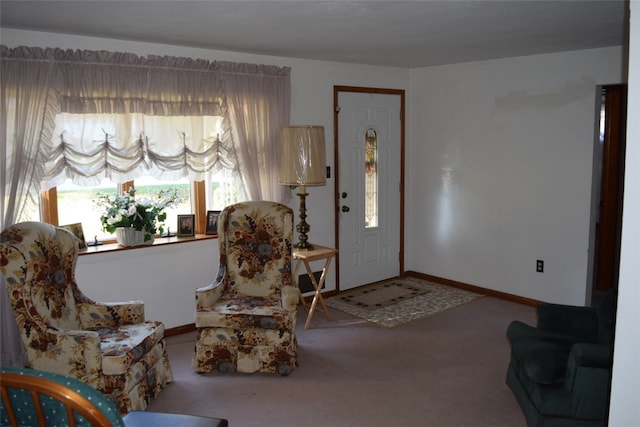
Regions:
[[341, 206, 350, 212], [341, 192, 348, 198]]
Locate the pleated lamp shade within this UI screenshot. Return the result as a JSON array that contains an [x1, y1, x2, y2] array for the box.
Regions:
[[279, 125, 327, 186]]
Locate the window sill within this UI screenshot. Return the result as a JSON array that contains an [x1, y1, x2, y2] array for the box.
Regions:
[[78, 233, 217, 256]]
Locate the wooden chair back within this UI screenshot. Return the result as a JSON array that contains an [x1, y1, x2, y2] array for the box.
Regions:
[[1, 371, 117, 427]]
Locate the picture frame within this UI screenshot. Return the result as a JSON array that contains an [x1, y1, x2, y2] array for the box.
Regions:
[[59, 223, 87, 250], [205, 210, 221, 235], [177, 214, 195, 237]]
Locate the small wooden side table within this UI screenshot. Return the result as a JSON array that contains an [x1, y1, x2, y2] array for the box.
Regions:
[[293, 244, 338, 329]]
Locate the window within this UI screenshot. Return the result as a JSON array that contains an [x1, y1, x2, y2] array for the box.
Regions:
[[53, 177, 192, 242], [131, 176, 192, 237], [205, 169, 245, 210], [34, 113, 246, 240], [3, 46, 290, 239], [365, 128, 378, 228], [56, 179, 117, 241]]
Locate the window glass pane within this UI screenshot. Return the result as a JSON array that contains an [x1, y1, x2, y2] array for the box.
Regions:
[[57, 176, 190, 242], [365, 128, 378, 228], [205, 169, 246, 210], [57, 179, 117, 242], [133, 176, 191, 236]]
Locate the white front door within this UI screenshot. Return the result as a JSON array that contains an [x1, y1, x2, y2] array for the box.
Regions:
[[336, 89, 403, 291]]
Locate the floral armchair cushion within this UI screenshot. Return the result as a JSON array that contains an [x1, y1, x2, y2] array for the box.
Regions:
[[194, 201, 300, 375], [0, 222, 173, 413]]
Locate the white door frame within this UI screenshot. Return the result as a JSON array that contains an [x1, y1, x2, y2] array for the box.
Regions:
[[333, 86, 405, 291]]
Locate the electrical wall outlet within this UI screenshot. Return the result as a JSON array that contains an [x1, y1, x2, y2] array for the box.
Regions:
[[536, 259, 544, 273]]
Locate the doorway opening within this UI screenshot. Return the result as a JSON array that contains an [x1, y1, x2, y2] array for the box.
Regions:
[[588, 84, 626, 306]]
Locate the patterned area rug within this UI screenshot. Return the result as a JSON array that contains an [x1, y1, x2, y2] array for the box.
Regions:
[[326, 277, 483, 328]]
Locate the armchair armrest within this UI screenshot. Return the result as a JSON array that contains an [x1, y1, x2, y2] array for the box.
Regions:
[[9, 297, 107, 384], [196, 265, 227, 311], [281, 283, 301, 312], [567, 342, 613, 370], [27, 329, 103, 388], [78, 301, 145, 329], [537, 303, 599, 342], [564, 343, 613, 419], [195, 280, 225, 310]]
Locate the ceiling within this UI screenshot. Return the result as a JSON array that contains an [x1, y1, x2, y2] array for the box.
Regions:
[[0, 1, 627, 68]]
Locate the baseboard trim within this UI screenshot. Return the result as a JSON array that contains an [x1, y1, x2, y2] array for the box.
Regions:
[[165, 323, 196, 337], [404, 271, 540, 307]]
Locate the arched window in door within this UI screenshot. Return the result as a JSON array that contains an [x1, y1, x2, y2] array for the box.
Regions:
[[365, 128, 378, 228]]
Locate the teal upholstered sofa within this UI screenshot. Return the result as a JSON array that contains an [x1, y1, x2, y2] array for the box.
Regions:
[[506, 290, 617, 427]]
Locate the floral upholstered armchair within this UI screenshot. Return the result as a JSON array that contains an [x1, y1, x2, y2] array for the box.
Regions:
[[0, 222, 173, 414], [194, 201, 300, 375]]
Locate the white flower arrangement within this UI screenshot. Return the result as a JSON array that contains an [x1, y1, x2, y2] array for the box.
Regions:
[[96, 187, 179, 242]]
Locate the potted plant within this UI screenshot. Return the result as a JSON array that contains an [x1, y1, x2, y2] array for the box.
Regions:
[[96, 187, 179, 246]]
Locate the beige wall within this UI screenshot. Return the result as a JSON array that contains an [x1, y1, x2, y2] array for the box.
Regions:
[[407, 47, 624, 305]]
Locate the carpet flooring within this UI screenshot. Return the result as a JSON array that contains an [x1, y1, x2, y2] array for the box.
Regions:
[[326, 277, 484, 327], [148, 294, 534, 427]]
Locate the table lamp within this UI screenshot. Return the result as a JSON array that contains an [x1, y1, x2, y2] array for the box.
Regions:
[[279, 125, 327, 250]]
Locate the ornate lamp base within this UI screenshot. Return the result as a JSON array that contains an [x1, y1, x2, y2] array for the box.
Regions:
[[295, 186, 314, 250]]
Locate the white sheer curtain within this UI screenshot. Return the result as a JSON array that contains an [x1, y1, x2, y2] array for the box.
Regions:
[[0, 46, 60, 366], [0, 45, 291, 367], [223, 62, 291, 201]]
